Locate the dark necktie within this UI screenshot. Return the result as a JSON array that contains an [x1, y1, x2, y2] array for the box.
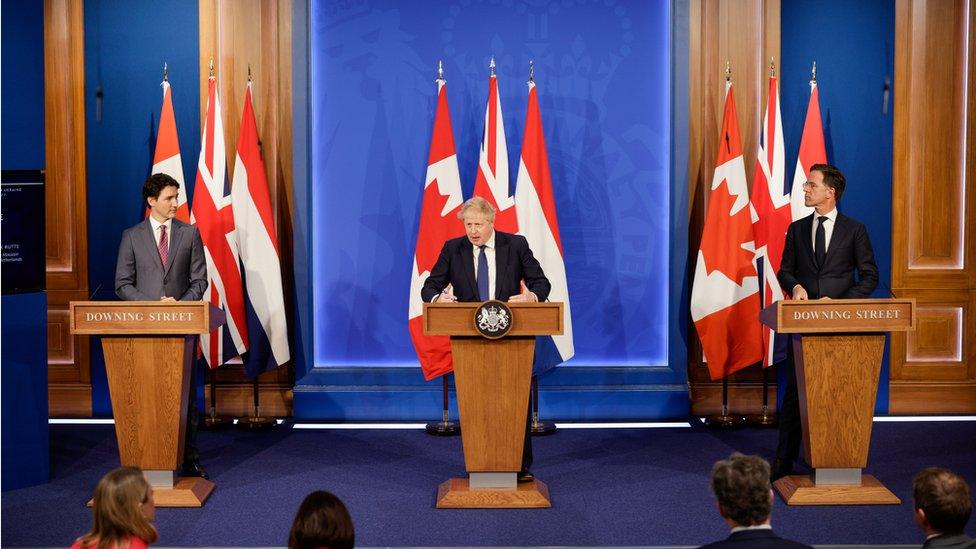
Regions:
[[477, 245, 489, 301], [815, 216, 827, 267], [158, 224, 169, 269]]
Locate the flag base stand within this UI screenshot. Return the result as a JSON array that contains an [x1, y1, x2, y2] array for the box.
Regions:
[[529, 377, 557, 436], [704, 413, 745, 429], [236, 415, 276, 431], [236, 378, 276, 431], [531, 418, 557, 436], [425, 419, 460, 436], [200, 368, 234, 430], [745, 405, 778, 427], [89, 477, 214, 508], [426, 375, 461, 436], [201, 410, 234, 431]]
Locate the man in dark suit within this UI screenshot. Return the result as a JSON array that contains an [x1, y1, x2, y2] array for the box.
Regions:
[[700, 453, 811, 549], [772, 164, 879, 480], [421, 196, 550, 482], [913, 468, 976, 549], [115, 173, 209, 479]]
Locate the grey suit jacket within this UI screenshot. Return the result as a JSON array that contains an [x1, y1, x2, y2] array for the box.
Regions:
[[115, 218, 208, 301]]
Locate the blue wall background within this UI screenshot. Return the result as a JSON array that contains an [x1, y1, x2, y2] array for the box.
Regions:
[[310, 0, 672, 369], [1, 0, 49, 489], [781, 0, 894, 413], [83, 0, 201, 415]]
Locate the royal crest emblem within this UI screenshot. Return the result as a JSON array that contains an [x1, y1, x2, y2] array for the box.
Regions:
[[474, 300, 513, 339]]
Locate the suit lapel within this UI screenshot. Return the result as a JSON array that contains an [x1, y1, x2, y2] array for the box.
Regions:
[[798, 214, 818, 271], [459, 240, 478, 299], [494, 232, 509, 301], [822, 213, 847, 269], [139, 219, 165, 272], [163, 221, 185, 276]]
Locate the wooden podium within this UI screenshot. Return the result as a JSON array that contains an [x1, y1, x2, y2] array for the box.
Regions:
[[423, 301, 563, 508], [70, 301, 225, 507], [760, 298, 916, 505]]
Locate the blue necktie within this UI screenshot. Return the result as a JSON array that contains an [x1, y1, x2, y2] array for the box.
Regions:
[[477, 245, 489, 301]]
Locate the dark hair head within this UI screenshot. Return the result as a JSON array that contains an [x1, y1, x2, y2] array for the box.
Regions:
[[913, 468, 973, 534], [809, 163, 846, 202], [288, 491, 355, 549], [142, 173, 180, 207], [77, 466, 157, 549], [711, 453, 772, 527]]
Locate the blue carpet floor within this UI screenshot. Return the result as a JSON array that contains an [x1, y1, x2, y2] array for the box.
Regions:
[[2, 420, 975, 547]]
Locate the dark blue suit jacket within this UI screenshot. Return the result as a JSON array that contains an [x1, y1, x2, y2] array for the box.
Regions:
[[420, 231, 550, 303], [777, 212, 879, 299], [699, 529, 813, 549]]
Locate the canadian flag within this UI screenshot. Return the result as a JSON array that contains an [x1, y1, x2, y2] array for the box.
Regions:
[[472, 60, 517, 233], [408, 76, 465, 381], [750, 74, 791, 367], [191, 76, 249, 367], [231, 81, 290, 378], [514, 78, 573, 374], [690, 83, 763, 380], [790, 77, 826, 220], [148, 79, 190, 222]]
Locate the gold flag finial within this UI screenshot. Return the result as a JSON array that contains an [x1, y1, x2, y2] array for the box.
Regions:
[[437, 60, 444, 82], [770, 57, 775, 77], [528, 60, 534, 83], [725, 61, 731, 83], [248, 64, 252, 82], [489, 56, 496, 77], [209, 58, 214, 78], [811, 61, 817, 84], [163, 62, 169, 83]]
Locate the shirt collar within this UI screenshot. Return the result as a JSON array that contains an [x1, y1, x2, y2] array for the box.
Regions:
[[730, 524, 773, 533], [483, 231, 496, 250], [816, 208, 838, 222], [149, 216, 173, 233]]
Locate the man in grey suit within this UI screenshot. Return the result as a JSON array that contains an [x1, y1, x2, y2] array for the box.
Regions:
[[115, 173, 209, 479], [913, 468, 976, 549]]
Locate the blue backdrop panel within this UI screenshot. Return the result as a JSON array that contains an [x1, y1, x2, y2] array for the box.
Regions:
[[781, 0, 894, 413], [1, 292, 49, 490], [1, 0, 45, 170], [83, 0, 201, 415], [310, 0, 671, 371]]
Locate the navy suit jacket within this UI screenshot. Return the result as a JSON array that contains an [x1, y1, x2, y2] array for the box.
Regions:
[[420, 231, 550, 303], [115, 218, 208, 301], [923, 533, 976, 549], [699, 529, 813, 549], [777, 212, 879, 299]]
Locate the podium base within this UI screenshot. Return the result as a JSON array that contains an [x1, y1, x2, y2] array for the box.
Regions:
[[774, 474, 900, 505], [436, 477, 551, 508], [88, 477, 214, 508]]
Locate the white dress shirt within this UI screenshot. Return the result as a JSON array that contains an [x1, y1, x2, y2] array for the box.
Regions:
[[473, 232, 497, 300], [811, 207, 837, 253], [148, 216, 173, 249]]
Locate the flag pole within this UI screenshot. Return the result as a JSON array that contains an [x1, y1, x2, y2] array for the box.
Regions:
[[746, 58, 779, 429], [202, 363, 234, 430], [530, 375, 556, 435], [425, 374, 461, 436], [702, 62, 746, 431]]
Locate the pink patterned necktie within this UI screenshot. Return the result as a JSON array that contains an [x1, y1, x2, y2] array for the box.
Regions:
[[158, 224, 169, 269]]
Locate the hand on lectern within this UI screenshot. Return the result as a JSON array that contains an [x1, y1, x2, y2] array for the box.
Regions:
[[791, 285, 809, 301], [508, 281, 538, 303], [160, 296, 176, 302], [436, 284, 458, 303]]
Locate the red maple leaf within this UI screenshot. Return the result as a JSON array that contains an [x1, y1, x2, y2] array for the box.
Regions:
[[700, 179, 756, 285], [415, 181, 464, 270]]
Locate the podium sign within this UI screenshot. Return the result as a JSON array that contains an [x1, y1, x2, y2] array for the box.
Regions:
[[761, 298, 916, 505], [70, 301, 224, 507]]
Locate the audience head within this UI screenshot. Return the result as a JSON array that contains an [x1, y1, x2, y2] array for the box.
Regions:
[[77, 466, 158, 549], [288, 490, 355, 549], [913, 467, 973, 536], [710, 453, 774, 528]]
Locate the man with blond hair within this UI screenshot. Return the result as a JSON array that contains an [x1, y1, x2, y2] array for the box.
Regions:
[[421, 196, 551, 481], [913, 468, 976, 548], [701, 453, 811, 548]]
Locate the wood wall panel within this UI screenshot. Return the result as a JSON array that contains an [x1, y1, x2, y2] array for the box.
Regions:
[[687, 0, 780, 414], [199, 0, 295, 416], [44, 0, 91, 416], [890, 0, 976, 413]]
